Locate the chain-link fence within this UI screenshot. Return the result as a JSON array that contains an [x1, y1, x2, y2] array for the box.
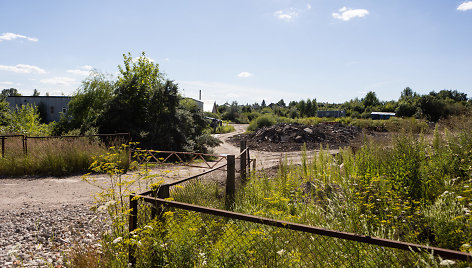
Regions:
[[0, 133, 129, 158], [0, 135, 24, 158], [130, 196, 471, 267], [127, 141, 471, 267], [25, 133, 129, 156]]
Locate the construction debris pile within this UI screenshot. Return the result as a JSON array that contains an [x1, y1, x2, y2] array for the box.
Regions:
[[231, 122, 363, 152]]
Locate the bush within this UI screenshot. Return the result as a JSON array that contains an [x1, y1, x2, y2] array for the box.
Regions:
[[215, 124, 235, 134], [247, 114, 277, 131]]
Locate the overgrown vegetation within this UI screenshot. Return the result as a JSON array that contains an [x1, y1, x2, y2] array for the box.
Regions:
[[68, 119, 471, 266], [213, 88, 470, 132], [54, 52, 219, 153], [0, 137, 128, 176]]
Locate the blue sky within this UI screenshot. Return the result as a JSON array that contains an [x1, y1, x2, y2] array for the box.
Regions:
[[1, 0, 471, 105]]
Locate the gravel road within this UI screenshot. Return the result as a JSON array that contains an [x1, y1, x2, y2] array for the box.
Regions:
[[0, 124, 313, 267]]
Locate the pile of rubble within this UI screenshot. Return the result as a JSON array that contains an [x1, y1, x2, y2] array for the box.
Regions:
[[232, 122, 363, 152]]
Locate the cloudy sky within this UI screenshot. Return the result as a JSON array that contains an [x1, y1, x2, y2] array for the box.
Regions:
[[1, 0, 471, 104]]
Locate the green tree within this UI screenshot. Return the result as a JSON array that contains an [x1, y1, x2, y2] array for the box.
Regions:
[[33, 89, 40, 96], [0, 99, 11, 126], [55, 72, 114, 134], [97, 52, 218, 151], [362, 91, 380, 108], [1, 88, 21, 98]]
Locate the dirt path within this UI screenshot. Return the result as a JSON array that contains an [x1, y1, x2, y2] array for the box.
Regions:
[[0, 124, 331, 211]]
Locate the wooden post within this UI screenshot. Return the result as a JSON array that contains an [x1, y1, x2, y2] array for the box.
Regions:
[[225, 155, 235, 210], [152, 184, 170, 219], [129, 194, 138, 267], [240, 141, 247, 184]]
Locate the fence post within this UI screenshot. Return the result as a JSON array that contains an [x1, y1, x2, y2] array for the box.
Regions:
[[152, 184, 170, 219], [225, 155, 236, 210], [129, 194, 138, 267], [127, 133, 131, 166], [1, 137, 4, 158], [23, 135, 28, 156], [240, 141, 247, 184], [247, 146, 251, 174]]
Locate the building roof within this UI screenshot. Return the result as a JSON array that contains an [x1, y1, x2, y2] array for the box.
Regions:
[[371, 112, 396, 116]]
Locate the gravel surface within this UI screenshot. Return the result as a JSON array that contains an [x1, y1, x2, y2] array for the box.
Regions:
[[0, 203, 105, 267], [0, 124, 313, 268]]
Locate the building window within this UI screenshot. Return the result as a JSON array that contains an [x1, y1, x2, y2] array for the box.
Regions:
[[62, 107, 67, 113], [50, 106, 54, 114]]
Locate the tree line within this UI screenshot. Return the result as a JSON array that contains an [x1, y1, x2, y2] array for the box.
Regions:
[[212, 88, 470, 123]]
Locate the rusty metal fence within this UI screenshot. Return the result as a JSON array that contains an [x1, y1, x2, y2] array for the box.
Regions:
[[129, 196, 471, 267], [0, 134, 25, 158], [137, 141, 254, 211], [127, 141, 472, 267], [0, 133, 130, 158]]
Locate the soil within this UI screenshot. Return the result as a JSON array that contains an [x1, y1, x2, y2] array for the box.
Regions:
[[229, 122, 365, 152], [0, 123, 341, 266]]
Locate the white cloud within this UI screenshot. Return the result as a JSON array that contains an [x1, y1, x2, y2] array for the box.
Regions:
[[307, 4, 312, 10], [237, 72, 252, 78], [67, 65, 93, 76], [457, 1, 472, 11], [0, 32, 38, 42], [332, 7, 369, 21], [0, 64, 46, 74], [274, 9, 299, 22], [0, 81, 14, 86], [40, 77, 76, 86]]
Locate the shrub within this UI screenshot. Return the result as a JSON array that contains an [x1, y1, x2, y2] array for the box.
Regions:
[[247, 114, 277, 131]]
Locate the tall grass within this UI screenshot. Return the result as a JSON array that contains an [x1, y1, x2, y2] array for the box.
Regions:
[[68, 123, 472, 267], [0, 137, 128, 176]]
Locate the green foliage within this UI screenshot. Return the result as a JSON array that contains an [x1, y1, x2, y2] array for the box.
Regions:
[[57, 52, 219, 153], [55, 72, 114, 134], [362, 91, 380, 108], [214, 124, 235, 134], [1, 104, 52, 136], [0, 98, 11, 126], [1, 88, 21, 97], [247, 114, 277, 131], [71, 125, 472, 266], [0, 137, 116, 176]]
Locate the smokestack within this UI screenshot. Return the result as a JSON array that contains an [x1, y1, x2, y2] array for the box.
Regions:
[[199, 90, 201, 101]]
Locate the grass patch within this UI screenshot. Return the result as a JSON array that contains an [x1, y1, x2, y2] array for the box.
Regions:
[[214, 124, 235, 134], [0, 137, 128, 176]]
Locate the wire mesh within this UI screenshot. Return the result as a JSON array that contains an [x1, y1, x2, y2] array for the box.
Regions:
[[131, 204, 448, 268], [0, 135, 24, 158], [170, 170, 228, 210]]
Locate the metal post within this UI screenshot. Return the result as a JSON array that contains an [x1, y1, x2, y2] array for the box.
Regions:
[[152, 184, 170, 219], [129, 194, 138, 267], [240, 141, 247, 184], [225, 155, 236, 210], [23, 135, 27, 156], [1, 137, 4, 158], [247, 146, 251, 174]]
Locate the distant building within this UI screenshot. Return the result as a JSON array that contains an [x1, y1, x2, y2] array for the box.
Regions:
[[371, 112, 396, 120], [203, 101, 217, 114], [6, 96, 71, 123], [317, 110, 346, 118]]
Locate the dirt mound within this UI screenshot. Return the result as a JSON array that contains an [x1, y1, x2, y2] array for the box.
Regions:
[[229, 122, 363, 152]]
